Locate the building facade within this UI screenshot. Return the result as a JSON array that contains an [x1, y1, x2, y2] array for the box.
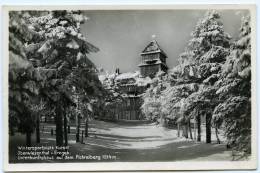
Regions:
[[138, 39, 168, 77], [114, 74, 147, 120]]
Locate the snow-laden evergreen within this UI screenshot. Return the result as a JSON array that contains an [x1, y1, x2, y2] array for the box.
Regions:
[[9, 11, 44, 145], [173, 10, 231, 143], [9, 11, 102, 146], [140, 71, 170, 123], [141, 11, 252, 158], [213, 15, 251, 156], [142, 10, 231, 141]]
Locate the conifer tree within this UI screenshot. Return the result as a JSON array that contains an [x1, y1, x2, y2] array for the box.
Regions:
[[27, 11, 100, 146], [213, 15, 251, 156], [178, 10, 231, 143], [142, 72, 169, 125], [152, 11, 231, 141], [161, 64, 199, 138], [9, 11, 42, 146]]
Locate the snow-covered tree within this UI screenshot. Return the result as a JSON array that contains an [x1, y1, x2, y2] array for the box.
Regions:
[[161, 65, 199, 138], [177, 10, 231, 143], [140, 11, 232, 142], [141, 72, 170, 125], [98, 72, 124, 120], [213, 15, 251, 156], [142, 78, 162, 122], [9, 11, 43, 146], [25, 10, 100, 146]]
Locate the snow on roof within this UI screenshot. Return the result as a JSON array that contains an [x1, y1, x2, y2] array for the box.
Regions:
[[115, 71, 152, 86], [115, 71, 140, 81], [98, 72, 117, 82], [98, 74, 107, 82], [135, 76, 152, 86], [141, 40, 167, 57], [121, 93, 142, 98], [99, 70, 152, 87], [108, 73, 116, 79], [142, 40, 160, 52]]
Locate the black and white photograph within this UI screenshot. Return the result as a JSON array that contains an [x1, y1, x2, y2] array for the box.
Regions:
[[3, 4, 257, 171]]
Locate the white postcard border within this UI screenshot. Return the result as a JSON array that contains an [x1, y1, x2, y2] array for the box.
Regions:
[[2, 4, 257, 172]]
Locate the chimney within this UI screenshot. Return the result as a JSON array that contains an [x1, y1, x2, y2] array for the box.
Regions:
[[115, 68, 120, 75]]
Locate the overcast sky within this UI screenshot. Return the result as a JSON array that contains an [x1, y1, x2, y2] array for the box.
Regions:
[[81, 10, 249, 74]]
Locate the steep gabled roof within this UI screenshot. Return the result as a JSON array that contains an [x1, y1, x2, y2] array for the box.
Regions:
[[141, 40, 167, 57]]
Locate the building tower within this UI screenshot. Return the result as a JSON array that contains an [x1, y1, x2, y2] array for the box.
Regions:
[[138, 36, 168, 77]]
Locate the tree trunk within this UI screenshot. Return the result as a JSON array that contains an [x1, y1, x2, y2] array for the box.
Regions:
[[85, 118, 88, 137], [185, 124, 189, 138], [64, 114, 68, 146], [55, 105, 63, 146], [197, 115, 201, 142], [215, 126, 221, 144], [36, 114, 40, 143], [76, 114, 80, 142], [67, 118, 70, 134], [182, 124, 188, 138], [81, 130, 84, 143], [68, 125, 70, 134], [161, 115, 167, 127], [193, 118, 197, 141], [26, 132, 31, 147], [181, 125, 184, 137], [177, 123, 180, 137], [188, 120, 193, 140], [206, 113, 212, 143]]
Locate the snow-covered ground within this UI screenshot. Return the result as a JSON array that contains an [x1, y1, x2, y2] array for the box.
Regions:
[[88, 122, 193, 149], [88, 121, 226, 149], [81, 120, 233, 161], [9, 120, 233, 162]]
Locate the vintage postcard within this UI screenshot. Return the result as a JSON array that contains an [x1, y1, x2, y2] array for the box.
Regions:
[[2, 4, 257, 172]]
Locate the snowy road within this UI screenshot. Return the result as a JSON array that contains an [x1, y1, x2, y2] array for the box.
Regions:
[[74, 120, 232, 161], [87, 121, 191, 149]]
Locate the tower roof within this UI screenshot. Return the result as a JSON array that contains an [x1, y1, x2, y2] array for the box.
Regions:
[[141, 40, 167, 57]]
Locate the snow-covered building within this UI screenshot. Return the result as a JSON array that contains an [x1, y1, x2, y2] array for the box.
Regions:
[[138, 39, 168, 77], [100, 38, 168, 121], [114, 71, 150, 120], [99, 70, 152, 120]]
